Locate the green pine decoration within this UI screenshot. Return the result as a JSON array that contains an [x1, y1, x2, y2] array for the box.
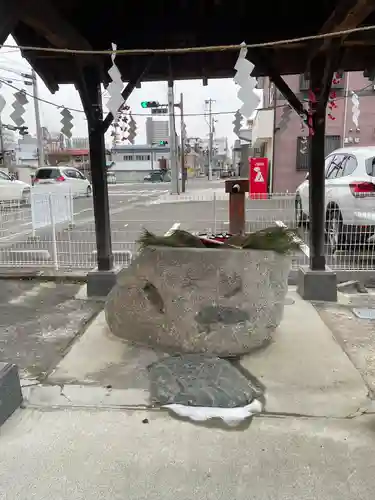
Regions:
[[138, 226, 300, 255]]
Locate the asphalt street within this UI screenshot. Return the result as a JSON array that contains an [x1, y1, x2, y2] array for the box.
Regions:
[[0, 194, 295, 270], [0, 183, 172, 270]]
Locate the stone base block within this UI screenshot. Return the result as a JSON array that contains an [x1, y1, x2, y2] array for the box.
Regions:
[[297, 266, 337, 302], [87, 269, 119, 298], [0, 363, 22, 427]]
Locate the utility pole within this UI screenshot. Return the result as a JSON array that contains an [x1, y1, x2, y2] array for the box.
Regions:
[[0, 117, 4, 167], [205, 99, 215, 180], [0, 92, 5, 168], [179, 93, 186, 193], [168, 81, 179, 194], [31, 69, 45, 166]]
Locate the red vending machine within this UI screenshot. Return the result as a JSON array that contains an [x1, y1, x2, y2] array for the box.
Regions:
[[249, 157, 269, 199]]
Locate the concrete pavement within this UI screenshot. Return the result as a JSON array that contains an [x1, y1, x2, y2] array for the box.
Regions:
[[1, 408, 375, 499], [316, 290, 375, 399], [1, 285, 375, 499]]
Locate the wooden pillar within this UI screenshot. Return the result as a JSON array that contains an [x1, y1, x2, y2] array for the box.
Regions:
[[77, 66, 113, 272], [309, 69, 326, 270], [308, 55, 337, 271]]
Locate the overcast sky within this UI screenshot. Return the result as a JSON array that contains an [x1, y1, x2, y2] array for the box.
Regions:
[[0, 36, 256, 148]]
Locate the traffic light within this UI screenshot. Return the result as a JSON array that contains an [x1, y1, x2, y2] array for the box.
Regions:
[[18, 126, 29, 136], [232, 110, 242, 137], [159, 140, 168, 145], [141, 101, 159, 108]]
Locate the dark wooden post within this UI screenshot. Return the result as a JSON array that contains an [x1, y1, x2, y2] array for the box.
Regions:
[[308, 50, 341, 271], [296, 54, 340, 301], [309, 62, 327, 271], [78, 66, 113, 272], [225, 179, 249, 234]]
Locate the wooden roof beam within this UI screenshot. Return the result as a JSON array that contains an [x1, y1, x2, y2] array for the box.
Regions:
[[22, 0, 93, 53], [309, 0, 375, 58], [0, 0, 28, 45]]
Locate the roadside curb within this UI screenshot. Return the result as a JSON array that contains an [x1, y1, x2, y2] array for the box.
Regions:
[[0, 271, 87, 283]]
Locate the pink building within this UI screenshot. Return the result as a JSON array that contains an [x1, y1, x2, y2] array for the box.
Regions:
[[253, 72, 375, 193]]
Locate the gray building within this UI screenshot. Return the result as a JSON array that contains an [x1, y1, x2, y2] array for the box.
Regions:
[[111, 144, 170, 182], [146, 119, 169, 145]]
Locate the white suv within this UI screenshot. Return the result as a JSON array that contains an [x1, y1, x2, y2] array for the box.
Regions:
[[295, 146, 375, 252]]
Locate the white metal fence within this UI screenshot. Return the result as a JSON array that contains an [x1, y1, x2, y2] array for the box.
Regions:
[[1, 189, 375, 273]]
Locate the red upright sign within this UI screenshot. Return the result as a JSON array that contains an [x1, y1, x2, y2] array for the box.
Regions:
[[249, 157, 269, 199]]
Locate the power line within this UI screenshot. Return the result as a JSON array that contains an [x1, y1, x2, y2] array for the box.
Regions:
[[0, 76, 374, 122], [0, 77, 85, 113], [0, 65, 30, 77], [0, 25, 374, 55]]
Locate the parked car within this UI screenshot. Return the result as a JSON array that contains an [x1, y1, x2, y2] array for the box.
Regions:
[[33, 166, 92, 197], [0, 170, 31, 206], [295, 146, 375, 253], [144, 170, 171, 182]]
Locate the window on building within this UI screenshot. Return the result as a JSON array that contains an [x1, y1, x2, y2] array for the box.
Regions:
[[123, 155, 133, 161], [134, 154, 151, 161], [296, 135, 341, 171]]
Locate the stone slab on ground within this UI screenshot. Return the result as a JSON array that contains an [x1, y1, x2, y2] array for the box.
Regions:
[[2, 408, 375, 500], [0, 280, 102, 380], [48, 311, 167, 389], [149, 355, 259, 407], [241, 289, 369, 418]]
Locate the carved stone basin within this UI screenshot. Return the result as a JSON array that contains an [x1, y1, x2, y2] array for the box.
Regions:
[[105, 246, 291, 356]]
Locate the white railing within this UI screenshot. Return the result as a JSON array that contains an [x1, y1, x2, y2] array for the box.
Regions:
[[0, 190, 375, 273]]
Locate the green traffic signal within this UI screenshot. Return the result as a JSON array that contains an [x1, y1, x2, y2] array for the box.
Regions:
[[141, 100, 159, 109]]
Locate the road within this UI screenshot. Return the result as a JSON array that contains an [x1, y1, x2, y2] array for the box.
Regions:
[[0, 184, 170, 241], [0, 183, 174, 270], [0, 180, 374, 272]]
